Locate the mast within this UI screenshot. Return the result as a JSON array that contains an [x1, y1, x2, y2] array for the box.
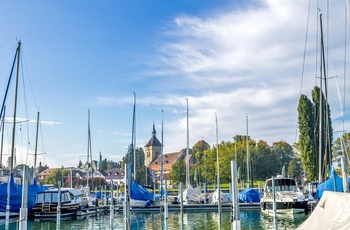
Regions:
[[6, 40, 21, 220], [318, 13, 324, 183], [0, 106, 5, 169], [130, 93, 136, 183], [215, 114, 221, 213], [10, 41, 21, 172], [160, 109, 164, 195], [318, 12, 331, 183], [133, 93, 136, 181], [246, 115, 250, 187], [215, 115, 220, 179], [185, 99, 190, 186], [33, 111, 40, 179], [87, 109, 93, 190]]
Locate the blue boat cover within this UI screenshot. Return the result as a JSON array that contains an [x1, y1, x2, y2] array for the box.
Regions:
[[316, 168, 350, 200], [238, 188, 260, 203], [130, 180, 153, 201], [0, 174, 47, 213]]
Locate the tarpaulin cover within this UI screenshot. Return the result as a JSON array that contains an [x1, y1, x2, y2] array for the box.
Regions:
[[0, 174, 47, 213], [130, 180, 153, 201], [238, 188, 260, 203]]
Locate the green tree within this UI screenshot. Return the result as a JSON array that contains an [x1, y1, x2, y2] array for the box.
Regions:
[[43, 169, 69, 187], [311, 86, 333, 180], [252, 140, 279, 180], [169, 160, 186, 184], [332, 132, 350, 168], [297, 94, 317, 181], [192, 140, 210, 184], [272, 141, 294, 170], [100, 158, 108, 170]]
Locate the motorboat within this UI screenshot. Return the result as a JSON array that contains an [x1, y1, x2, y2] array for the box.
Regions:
[[260, 175, 308, 215], [32, 188, 88, 218]]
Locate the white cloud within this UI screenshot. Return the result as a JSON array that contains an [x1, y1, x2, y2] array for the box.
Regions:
[[147, 0, 349, 152]]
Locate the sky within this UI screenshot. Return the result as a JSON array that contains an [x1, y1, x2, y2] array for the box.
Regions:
[[0, 0, 349, 169]]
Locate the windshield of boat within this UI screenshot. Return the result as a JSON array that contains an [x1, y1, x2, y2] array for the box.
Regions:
[[265, 178, 297, 192], [36, 191, 72, 203]]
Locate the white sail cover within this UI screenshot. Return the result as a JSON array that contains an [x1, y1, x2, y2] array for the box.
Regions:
[[211, 189, 230, 204], [181, 184, 201, 202], [297, 191, 350, 230]]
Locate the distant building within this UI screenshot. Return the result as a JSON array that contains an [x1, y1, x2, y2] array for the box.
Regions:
[[147, 149, 196, 188], [102, 169, 125, 185], [37, 168, 59, 182], [145, 126, 206, 187], [144, 123, 162, 166]]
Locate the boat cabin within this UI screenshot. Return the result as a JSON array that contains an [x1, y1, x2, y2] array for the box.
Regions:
[[264, 176, 298, 193], [35, 188, 84, 205]]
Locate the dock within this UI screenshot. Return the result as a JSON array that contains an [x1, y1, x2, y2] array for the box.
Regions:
[[114, 203, 260, 212]]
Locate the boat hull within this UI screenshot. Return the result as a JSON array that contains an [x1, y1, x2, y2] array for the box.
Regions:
[[260, 200, 308, 214]]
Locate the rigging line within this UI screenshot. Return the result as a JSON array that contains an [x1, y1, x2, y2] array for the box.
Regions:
[[39, 118, 46, 156], [295, 0, 312, 143], [20, 54, 32, 160], [22, 53, 39, 111]]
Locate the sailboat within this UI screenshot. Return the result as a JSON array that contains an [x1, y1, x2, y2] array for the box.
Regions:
[[180, 99, 202, 204], [128, 93, 153, 207], [0, 41, 47, 218]]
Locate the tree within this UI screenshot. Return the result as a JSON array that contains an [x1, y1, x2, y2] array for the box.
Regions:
[[297, 94, 317, 181], [169, 160, 186, 184], [100, 158, 108, 170], [192, 140, 210, 184], [121, 145, 147, 184], [43, 169, 67, 187], [252, 140, 279, 180], [311, 86, 333, 180], [332, 132, 350, 168], [272, 141, 294, 169]]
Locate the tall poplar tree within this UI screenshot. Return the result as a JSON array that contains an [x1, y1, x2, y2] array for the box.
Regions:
[[297, 86, 333, 182], [297, 94, 316, 181]]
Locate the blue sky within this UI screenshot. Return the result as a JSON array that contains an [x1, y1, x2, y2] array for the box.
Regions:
[[1, 0, 349, 168]]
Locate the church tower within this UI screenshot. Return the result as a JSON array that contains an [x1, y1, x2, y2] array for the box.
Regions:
[[144, 123, 162, 166]]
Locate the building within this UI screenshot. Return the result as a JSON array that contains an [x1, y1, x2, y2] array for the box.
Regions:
[[102, 169, 125, 185], [37, 168, 59, 182], [144, 126, 209, 187], [144, 123, 162, 166]]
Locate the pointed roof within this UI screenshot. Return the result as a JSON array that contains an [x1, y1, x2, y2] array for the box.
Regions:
[[145, 123, 162, 147]]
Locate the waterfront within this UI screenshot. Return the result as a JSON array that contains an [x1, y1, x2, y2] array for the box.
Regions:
[[0, 210, 308, 230]]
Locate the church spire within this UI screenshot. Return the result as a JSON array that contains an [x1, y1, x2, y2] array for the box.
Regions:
[[152, 122, 156, 137]]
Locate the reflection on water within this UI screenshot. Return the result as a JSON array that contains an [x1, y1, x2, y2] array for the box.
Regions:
[[0, 210, 309, 230]]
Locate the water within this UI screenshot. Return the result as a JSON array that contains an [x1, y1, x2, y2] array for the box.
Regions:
[[0, 210, 308, 230]]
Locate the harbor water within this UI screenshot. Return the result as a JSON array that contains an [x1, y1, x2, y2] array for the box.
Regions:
[[1, 210, 308, 230]]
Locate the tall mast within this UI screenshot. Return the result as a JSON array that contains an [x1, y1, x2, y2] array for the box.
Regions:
[[160, 109, 164, 194], [0, 106, 5, 169], [246, 115, 249, 187], [7, 40, 21, 221], [215, 114, 221, 213], [133, 93, 136, 181], [87, 109, 93, 190], [186, 99, 190, 186], [10, 41, 21, 172], [215, 115, 220, 179], [33, 111, 40, 179], [130, 93, 136, 183], [318, 12, 330, 183]]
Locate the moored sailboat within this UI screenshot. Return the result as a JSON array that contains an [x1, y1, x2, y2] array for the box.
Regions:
[[0, 41, 47, 218]]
